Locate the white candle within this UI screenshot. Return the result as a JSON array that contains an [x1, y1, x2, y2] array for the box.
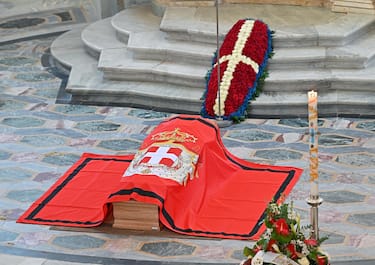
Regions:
[[308, 90, 319, 197]]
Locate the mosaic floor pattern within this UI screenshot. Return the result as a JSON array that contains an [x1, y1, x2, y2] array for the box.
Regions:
[[0, 33, 374, 264]]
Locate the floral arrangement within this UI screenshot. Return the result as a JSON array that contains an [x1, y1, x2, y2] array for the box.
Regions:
[[201, 18, 273, 122], [241, 201, 330, 265]]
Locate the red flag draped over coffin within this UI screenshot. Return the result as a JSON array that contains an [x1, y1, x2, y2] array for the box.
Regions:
[[18, 115, 302, 240]]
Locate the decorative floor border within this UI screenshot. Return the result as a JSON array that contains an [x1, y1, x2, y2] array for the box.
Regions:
[[0, 7, 88, 44]]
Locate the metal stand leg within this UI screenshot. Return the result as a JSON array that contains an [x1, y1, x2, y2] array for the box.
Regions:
[[306, 195, 323, 240]]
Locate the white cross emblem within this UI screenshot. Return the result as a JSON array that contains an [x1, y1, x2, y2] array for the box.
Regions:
[[213, 20, 260, 115], [123, 143, 199, 185], [141, 146, 179, 167]]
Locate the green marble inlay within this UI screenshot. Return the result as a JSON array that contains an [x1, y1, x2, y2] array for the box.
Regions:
[[0, 43, 20, 51], [347, 213, 375, 227], [54, 104, 97, 115], [141, 241, 195, 256], [42, 152, 80, 166], [0, 150, 11, 160], [0, 17, 45, 28], [227, 129, 274, 142], [52, 235, 106, 250], [356, 121, 375, 132], [319, 134, 354, 146], [336, 153, 375, 167], [7, 189, 43, 202], [33, 88, 58, 99], [0, 230, 19, 242], [320, 190, 365, 204], [255, 149, 303, 160], [75, 121, 121, 132], [15, 72, 55, 82], [0, 99, 26, 110], [2, 117, 45, 128], [0, 56, 36, 66], [128, 109, 170, 119], [21, 135, 66, 147], [0, 168, 33, 182], [279, 119, 325, 128], [320, 231, 345, 244], [98, 139, 140, 151], [318, 171, 334, 182]]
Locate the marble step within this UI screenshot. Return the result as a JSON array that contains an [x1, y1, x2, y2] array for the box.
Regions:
[[52, 29, 374, 116], [265, 64, 375, 92], [98, 47, 207, 88], [65, 53, 375, 117], [160, 6, 375, 47], [80, 18, 374, 74], [50, 24, 90, 69], [98, 43, 375, 93], [128, 30, 215, 67], [77, 4, 375, 72], [52, 29, 202, 113], [50, 6, 375, 118], [128, 29, 375, 70], [271, 29, 375, 70], [67, 67, 203, 114], [67, 62, 375, 117], [250, 90, 375, 117], [111, 5, 161, 44], [81, 17, 125, 59], [54, 27, 375, 94]]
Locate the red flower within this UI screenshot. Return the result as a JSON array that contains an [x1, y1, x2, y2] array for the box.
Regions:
[[268, 217, 275, 224], [317, 255, 329, 265], [254, 244, 262, 253], [266, 239, 278, 252], [274, 218, 290, 236], [286, 243, 298, 260], [304, 238, 318, 247]]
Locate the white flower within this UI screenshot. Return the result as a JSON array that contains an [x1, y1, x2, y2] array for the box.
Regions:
[[251, 251, 264, 265], [269, 203, 280, 214], [298, 256, 310, 265], [271, 242, 281, 253], [302, 244, 310, 256], [263, 228, 272, 240], [288, 209, 297, 220]]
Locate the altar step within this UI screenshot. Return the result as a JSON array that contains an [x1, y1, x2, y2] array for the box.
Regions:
[[51, 4, 375, 117]]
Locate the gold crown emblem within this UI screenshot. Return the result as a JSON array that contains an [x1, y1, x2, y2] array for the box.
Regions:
[[151, 128, 197, 143]]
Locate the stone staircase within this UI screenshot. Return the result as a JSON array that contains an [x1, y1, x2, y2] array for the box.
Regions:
[[51, 3, 375, 118]]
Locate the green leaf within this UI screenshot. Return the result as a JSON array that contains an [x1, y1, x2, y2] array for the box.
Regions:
[[243, 246, 253, 257]]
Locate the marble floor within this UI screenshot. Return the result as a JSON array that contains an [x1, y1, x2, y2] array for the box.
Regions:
[[0, 1, 374, 264], [0, 36, 374, 265]]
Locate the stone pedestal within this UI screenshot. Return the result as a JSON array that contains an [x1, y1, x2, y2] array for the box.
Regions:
[[331, 0, 375, 14]]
